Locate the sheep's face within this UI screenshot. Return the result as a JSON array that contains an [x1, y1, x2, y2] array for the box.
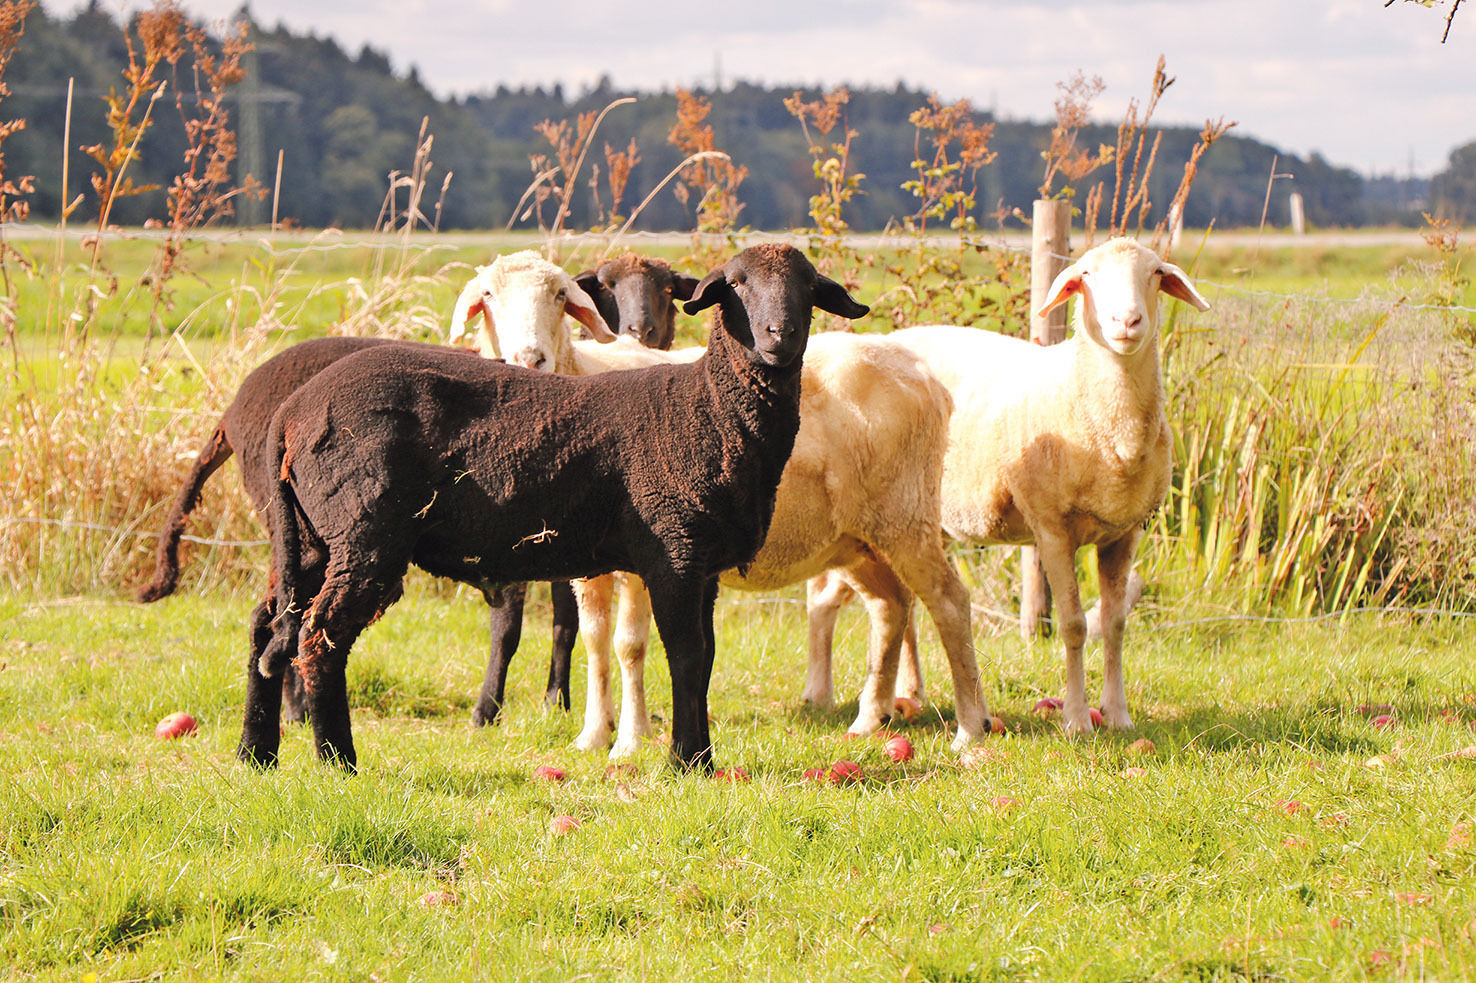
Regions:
[[448, 251, 614, 370], [575, 255, 698, 352], [685, 244, 869, 368], [1037, 238, 1210, 358]]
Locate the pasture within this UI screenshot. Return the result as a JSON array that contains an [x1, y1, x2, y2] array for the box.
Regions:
[[3, 227, 1476, 979]]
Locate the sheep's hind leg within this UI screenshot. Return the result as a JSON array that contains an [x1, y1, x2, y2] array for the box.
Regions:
[[610, 574, 655, 759], [1095, 535, 1138, 731], [546, 580, 578, 710], [472, 582, 528, 726], [299, 559, 407, 772], [888, 540, 988, 751], [238, 594, 286, 768], [572, 575, 617, 751]]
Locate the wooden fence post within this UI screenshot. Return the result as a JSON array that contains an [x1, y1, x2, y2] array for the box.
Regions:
[[1020, 199, 1071, 640]]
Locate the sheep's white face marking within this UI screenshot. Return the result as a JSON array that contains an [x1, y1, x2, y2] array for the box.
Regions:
[[1037, 238, 1209, 359], [448, 251, 614, 369]]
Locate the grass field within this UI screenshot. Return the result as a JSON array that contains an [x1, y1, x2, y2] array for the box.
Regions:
[[4, 227, 1476, 979], [3, 581, 1476, 980]]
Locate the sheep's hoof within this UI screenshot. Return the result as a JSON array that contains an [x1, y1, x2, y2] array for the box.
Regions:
[[799, 688, 834, 709], [573, 726, 614, 752], [1102, 708, 1135, 731]]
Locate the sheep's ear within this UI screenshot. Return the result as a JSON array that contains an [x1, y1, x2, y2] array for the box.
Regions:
[[683, 267, 730, 314], [1158, 262, 1211, 312], [574, 270, 605, 302], [813, 274, 869, 319], [670, 272, 701, 302], [564, 277, 617, 342], [1035, 262, 1085, 320], [449, 274, 487, 345]]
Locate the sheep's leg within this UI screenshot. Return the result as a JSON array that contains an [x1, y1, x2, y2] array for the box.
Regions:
[[647, 574, 717, 772], [840, 558, 912, 738], [282, 664, 309, 725], [472, 582, 527, 727], [572, 575, 617, 751], [298, 560, 407, 772], [1034, 531, 1091, 735], [610, 574, 655, 759], [546, 580, 578, 710], [237, 594, 286, 768], [894, 613, 925, 705], [803, 570, 855, 708], [1095, 535, 1138, 731], [888, 542, 989, 751]]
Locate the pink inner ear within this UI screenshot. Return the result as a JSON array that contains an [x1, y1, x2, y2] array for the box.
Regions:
[[566, 301, 614, 340], [467, 299, 486, 322]]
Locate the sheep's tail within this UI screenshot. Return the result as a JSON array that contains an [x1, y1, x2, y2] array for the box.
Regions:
[[136, 423, 233, 603], [259, 425, 305, 678]]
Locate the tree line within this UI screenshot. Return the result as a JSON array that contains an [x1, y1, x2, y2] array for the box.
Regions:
[[3, 2, 1471, 232]]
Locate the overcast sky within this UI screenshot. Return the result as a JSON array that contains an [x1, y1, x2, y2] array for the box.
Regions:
[[57, 0, 1473, 177]]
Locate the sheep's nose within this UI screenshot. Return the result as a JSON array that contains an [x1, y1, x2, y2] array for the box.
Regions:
[[512, 348, 548, 371], [1117, 312, 1144, 332]]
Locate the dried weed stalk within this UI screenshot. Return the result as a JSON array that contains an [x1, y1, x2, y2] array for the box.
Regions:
[[670, 89, 747, 265]]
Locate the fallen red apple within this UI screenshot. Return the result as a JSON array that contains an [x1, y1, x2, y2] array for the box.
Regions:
[[893, 696, 922, 721], [1031, 698, 1062, 716], [1088, 707, 1105, 728], [802, 767, 827, 783], [988, 716, 1007, 735], [1274, 799, 1306, 815], [154, 711, 197, 740], [990, 795, 1019, 812], [828, 759, 863, 785], [1370, 714, 1395, 730], [549, 815, 581, 836], [417, 890, 458, 908], [532, 765, 567, 783], [883, 735, 914, 763], [714, 766, 750, 783], [1127, 738, 1155, 754], [1120, 766, 1148, 779]]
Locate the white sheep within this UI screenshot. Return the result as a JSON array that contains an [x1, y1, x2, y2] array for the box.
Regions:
[[453, 263, 991, 756], [810, 237, 1209, 735]]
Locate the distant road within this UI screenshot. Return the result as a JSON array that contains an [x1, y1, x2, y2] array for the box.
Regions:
[[2, 222, 1442, 252]]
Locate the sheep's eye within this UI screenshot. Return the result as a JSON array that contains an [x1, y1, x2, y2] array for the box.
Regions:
[[730, 272, 747, 287], [555, 288, 567, 302]]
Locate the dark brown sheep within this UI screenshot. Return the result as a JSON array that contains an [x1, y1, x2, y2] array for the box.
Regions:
[[140, 254, 690, 724], [247, 244, 867, 772], [574, 252, 699, 350]]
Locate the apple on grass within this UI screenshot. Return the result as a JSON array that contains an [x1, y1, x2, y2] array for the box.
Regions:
[[154, 711, 197, 740], [883, 735, 914, 763]]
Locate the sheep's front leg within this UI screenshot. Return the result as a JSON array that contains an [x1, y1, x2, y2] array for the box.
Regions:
[[1095, 535, 1138, 731], [572, 575, 617, 751], [1034, 530, 1091, 734], [610, 574, 655, 759], [803, 570, 854, 708], [647, 574, 718, 772], [843, 558, 913, 738], [889, 541, 988, 750], [472, 582, 528, 727], [238, 594, 285, 768]]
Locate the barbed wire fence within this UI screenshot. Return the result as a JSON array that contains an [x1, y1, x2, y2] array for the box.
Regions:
[[6, 223, 1473, 625]]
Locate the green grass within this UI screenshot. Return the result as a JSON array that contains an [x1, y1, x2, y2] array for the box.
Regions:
[[3, 582, 1476, 980]]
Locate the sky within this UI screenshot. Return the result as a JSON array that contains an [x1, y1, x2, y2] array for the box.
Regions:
[[55, 0, 1475, 177]]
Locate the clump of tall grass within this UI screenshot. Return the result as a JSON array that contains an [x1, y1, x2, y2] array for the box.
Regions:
[[1156, 284, 1476, 613]]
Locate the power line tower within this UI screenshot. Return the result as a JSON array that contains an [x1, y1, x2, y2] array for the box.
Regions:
[[236, 8, 265, 227]]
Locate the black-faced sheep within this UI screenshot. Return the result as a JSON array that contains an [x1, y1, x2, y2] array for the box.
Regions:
[[809, 237, 1209, 734], [447, 251, 695, 723], [246, 244, 868, 771], [462, 271, 991, 757]]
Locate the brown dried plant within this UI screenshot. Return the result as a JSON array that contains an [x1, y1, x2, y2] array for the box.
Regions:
[[512, 97, 634, 257], [669, 88, 747, 253], [1039, 71, 1111, 200], [0, 0, 35, 228], [601, 137, 640, 224], [82, 1, 185, 265], [151, 12, 263, 314]]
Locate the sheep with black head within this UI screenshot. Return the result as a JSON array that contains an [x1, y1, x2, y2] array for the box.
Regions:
[[246, 244, 867, 771]]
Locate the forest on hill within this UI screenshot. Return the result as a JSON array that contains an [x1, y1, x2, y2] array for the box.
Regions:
[[3, 2, 1470, 233]]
